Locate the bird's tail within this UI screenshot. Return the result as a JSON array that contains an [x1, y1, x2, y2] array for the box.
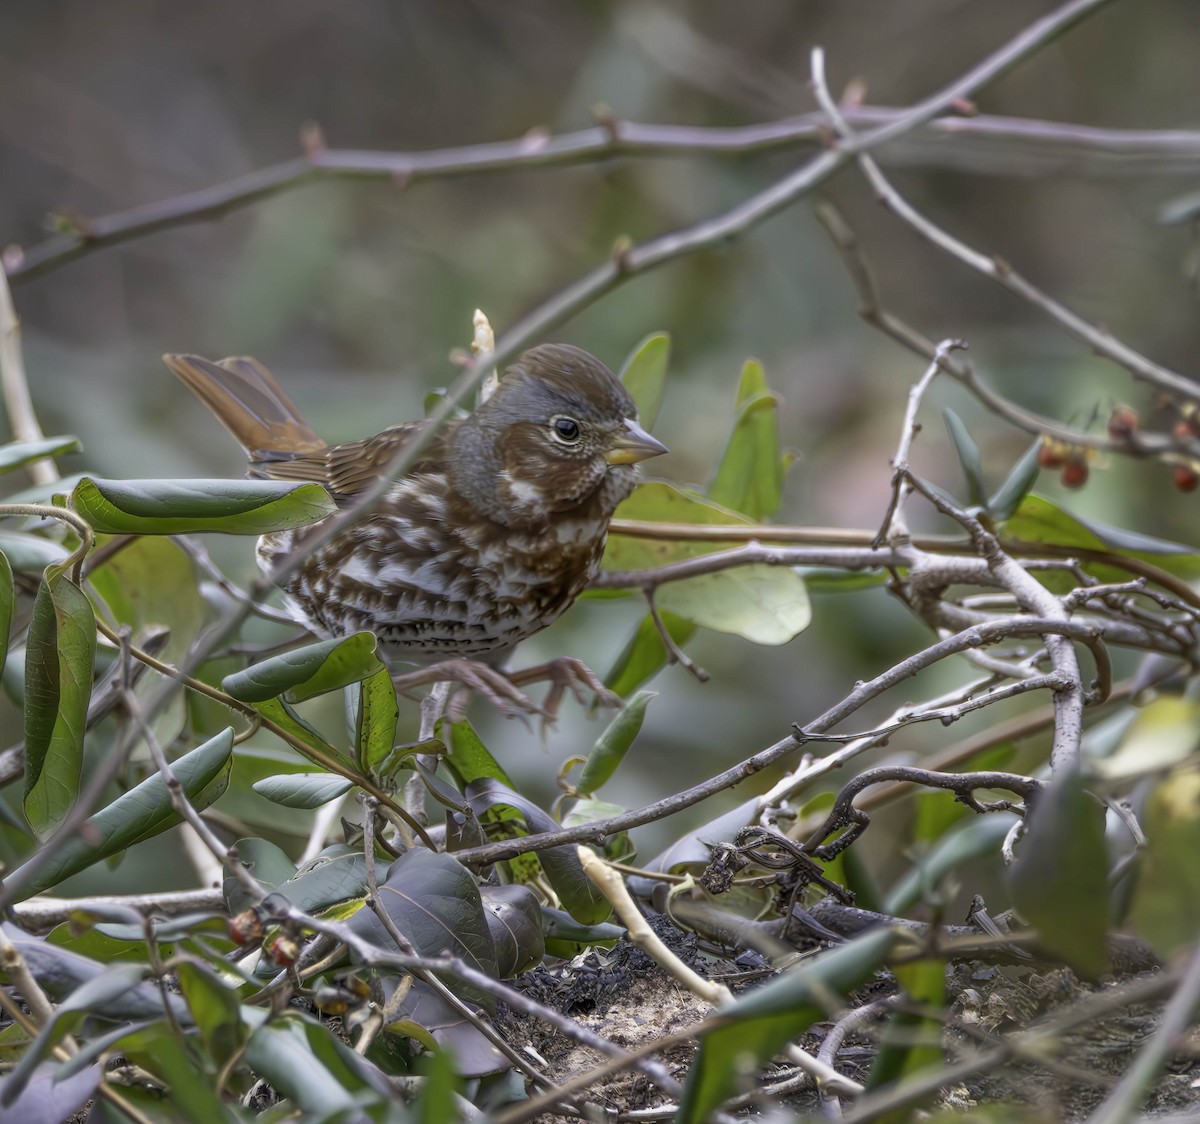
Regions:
[[162, 354, 326, 461]]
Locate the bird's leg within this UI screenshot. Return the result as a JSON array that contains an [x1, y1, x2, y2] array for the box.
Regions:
[[505, 657, 621, 720], [391, 659, 544, 718]]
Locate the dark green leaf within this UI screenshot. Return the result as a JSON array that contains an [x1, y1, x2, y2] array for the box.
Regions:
[[356, 664, 400, 777], [272, 843, 387, 915], [385, 980, 509, 1076], [224, 837, 297, 914], [868, 957, 947, 1104], [71, 476, 336, 535], [23, 574, 96, 837], [480, 883, 545, 977], [0, 551, 11, 681], [222, 632, 382, 703], [987, 439, 1042, 522], [413, 1039, 462, 1124], [252, 772, 354, 809], [116, 1021, 241, 1124], [245, 1014, 392, 1114], [1007, 768, 1110, 977], [575, 690, 654, 795], [176, 961, 246, 1070], [253, 696, 350, 769], [0, 435, 80, 472], [943, 408, 985, 508], [679, 929, 897, 1124], [618, 332, 670, 430], [10, 729, 234, 901], [348, 849, 499, 989], [465, 778, 609, 924]]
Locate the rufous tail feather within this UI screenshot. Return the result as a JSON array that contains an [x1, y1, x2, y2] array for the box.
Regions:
[[163, 354, 326, 460]]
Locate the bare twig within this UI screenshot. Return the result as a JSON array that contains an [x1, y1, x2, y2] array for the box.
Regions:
[[0, 270, 56, 485]]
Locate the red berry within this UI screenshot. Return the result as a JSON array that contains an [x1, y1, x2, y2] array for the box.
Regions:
[[1107, 406, 1139, 441], [270, 935, 300, 967], [228, 909, 264, 946], [1174, 418, 1199, 442], [1060, 458, 1089, 489], [1174, 465, 1199, 493]]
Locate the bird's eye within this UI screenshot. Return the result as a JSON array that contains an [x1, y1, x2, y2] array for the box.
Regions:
[[551, 416, 581, 444]]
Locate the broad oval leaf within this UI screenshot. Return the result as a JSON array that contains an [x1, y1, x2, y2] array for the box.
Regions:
[[1131, 771, 1200, 957], [70, 476, 336, 535], [1006, 768, 1110, 977], [0, 530, 70, 571], [9, 728, 234, 901], [481, 883, 545, 977], [222, 632, 383, 703], [607, 483, 809, 645], [23, 574, 96, 837], [252, 772, 354, 809], [347, 848, 499, 987], [355, 664, 400, 777]]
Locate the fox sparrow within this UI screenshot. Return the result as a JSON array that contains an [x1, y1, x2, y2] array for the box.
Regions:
[[164, 345, 667, 712]]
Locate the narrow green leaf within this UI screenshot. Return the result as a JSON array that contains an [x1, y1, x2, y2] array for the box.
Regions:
[[252, 772, 354, 809], [0, 434, 80, 472], [679, 929, 897, 1124], [176, 961, 246, 1070], [868, 957, 947, 1107], [356, 664, 400, 777], [9, 729, 234, 901], [0, 551, 12, 681], [943, 408, 985, 508], [987, 439, 1042, 522], [440, 717, 515, 788], [604, 610, 694, 697], [71, 476, 336, 535], [23, 574, 96, 836], [223, 632, 383, 703], [617, 332, 670, 430], [116, 1021, 241, 1124], [254, 695, 349, 768], [707, 359, 786, 520], [1006, 768, 1110, 976], [575, 690, 654, 795]]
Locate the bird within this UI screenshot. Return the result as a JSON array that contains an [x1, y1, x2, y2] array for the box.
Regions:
[[163, 344, 667, 715]]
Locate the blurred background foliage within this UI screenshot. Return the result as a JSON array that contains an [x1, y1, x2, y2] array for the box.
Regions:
[[3, 0, 1200, 877]]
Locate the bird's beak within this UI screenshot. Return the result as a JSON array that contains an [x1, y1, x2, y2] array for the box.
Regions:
[[605, 418, 668, 465]]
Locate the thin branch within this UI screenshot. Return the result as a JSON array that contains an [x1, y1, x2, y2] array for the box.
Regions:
[[0, 269, 56, 484]]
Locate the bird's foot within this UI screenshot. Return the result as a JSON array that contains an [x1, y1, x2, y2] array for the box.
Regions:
[[393, 657, 619, 725]]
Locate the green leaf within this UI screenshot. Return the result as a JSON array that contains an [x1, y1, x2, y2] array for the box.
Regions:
[[347, 849, 499, 987], [116, 1020, 242, 1124], [88, 535, 206, 748], [253, 696, 350, 768], [707, 359, 787, 520], [575, 690, 654, 795], [0, 434, 80, 472], [9, 729, 234, 901], [245, 1015, 391, 1116], [70, 476, 336, 535], [607, 483, 809, 644], [440, 717, 515, 789], [252, 772, 354, 809], [0, 550, 12, 681], [270, 843, 387, 915], [1131, 770, 1200, 956], [618, 332, 670, 430], [604, 610, 694, 697], [1006, 768, 1110, 977], [356, 664, 400, 777], [481, 883, 545, 977], [943, 408, 985, 508], [1094, 696, 1200, 781], [987, 439, 1042, 522], [176, 961, 246, 1070], [868, 957, 947, 1105], [222, 632, 383, 703], [1002, 494, 1200, 582], [23, 574, 96, 837], [224, 837, 297, 913], [0, 530, 70, 571], [465, 778, 609, 924], [679, 929, 897, 1124]]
